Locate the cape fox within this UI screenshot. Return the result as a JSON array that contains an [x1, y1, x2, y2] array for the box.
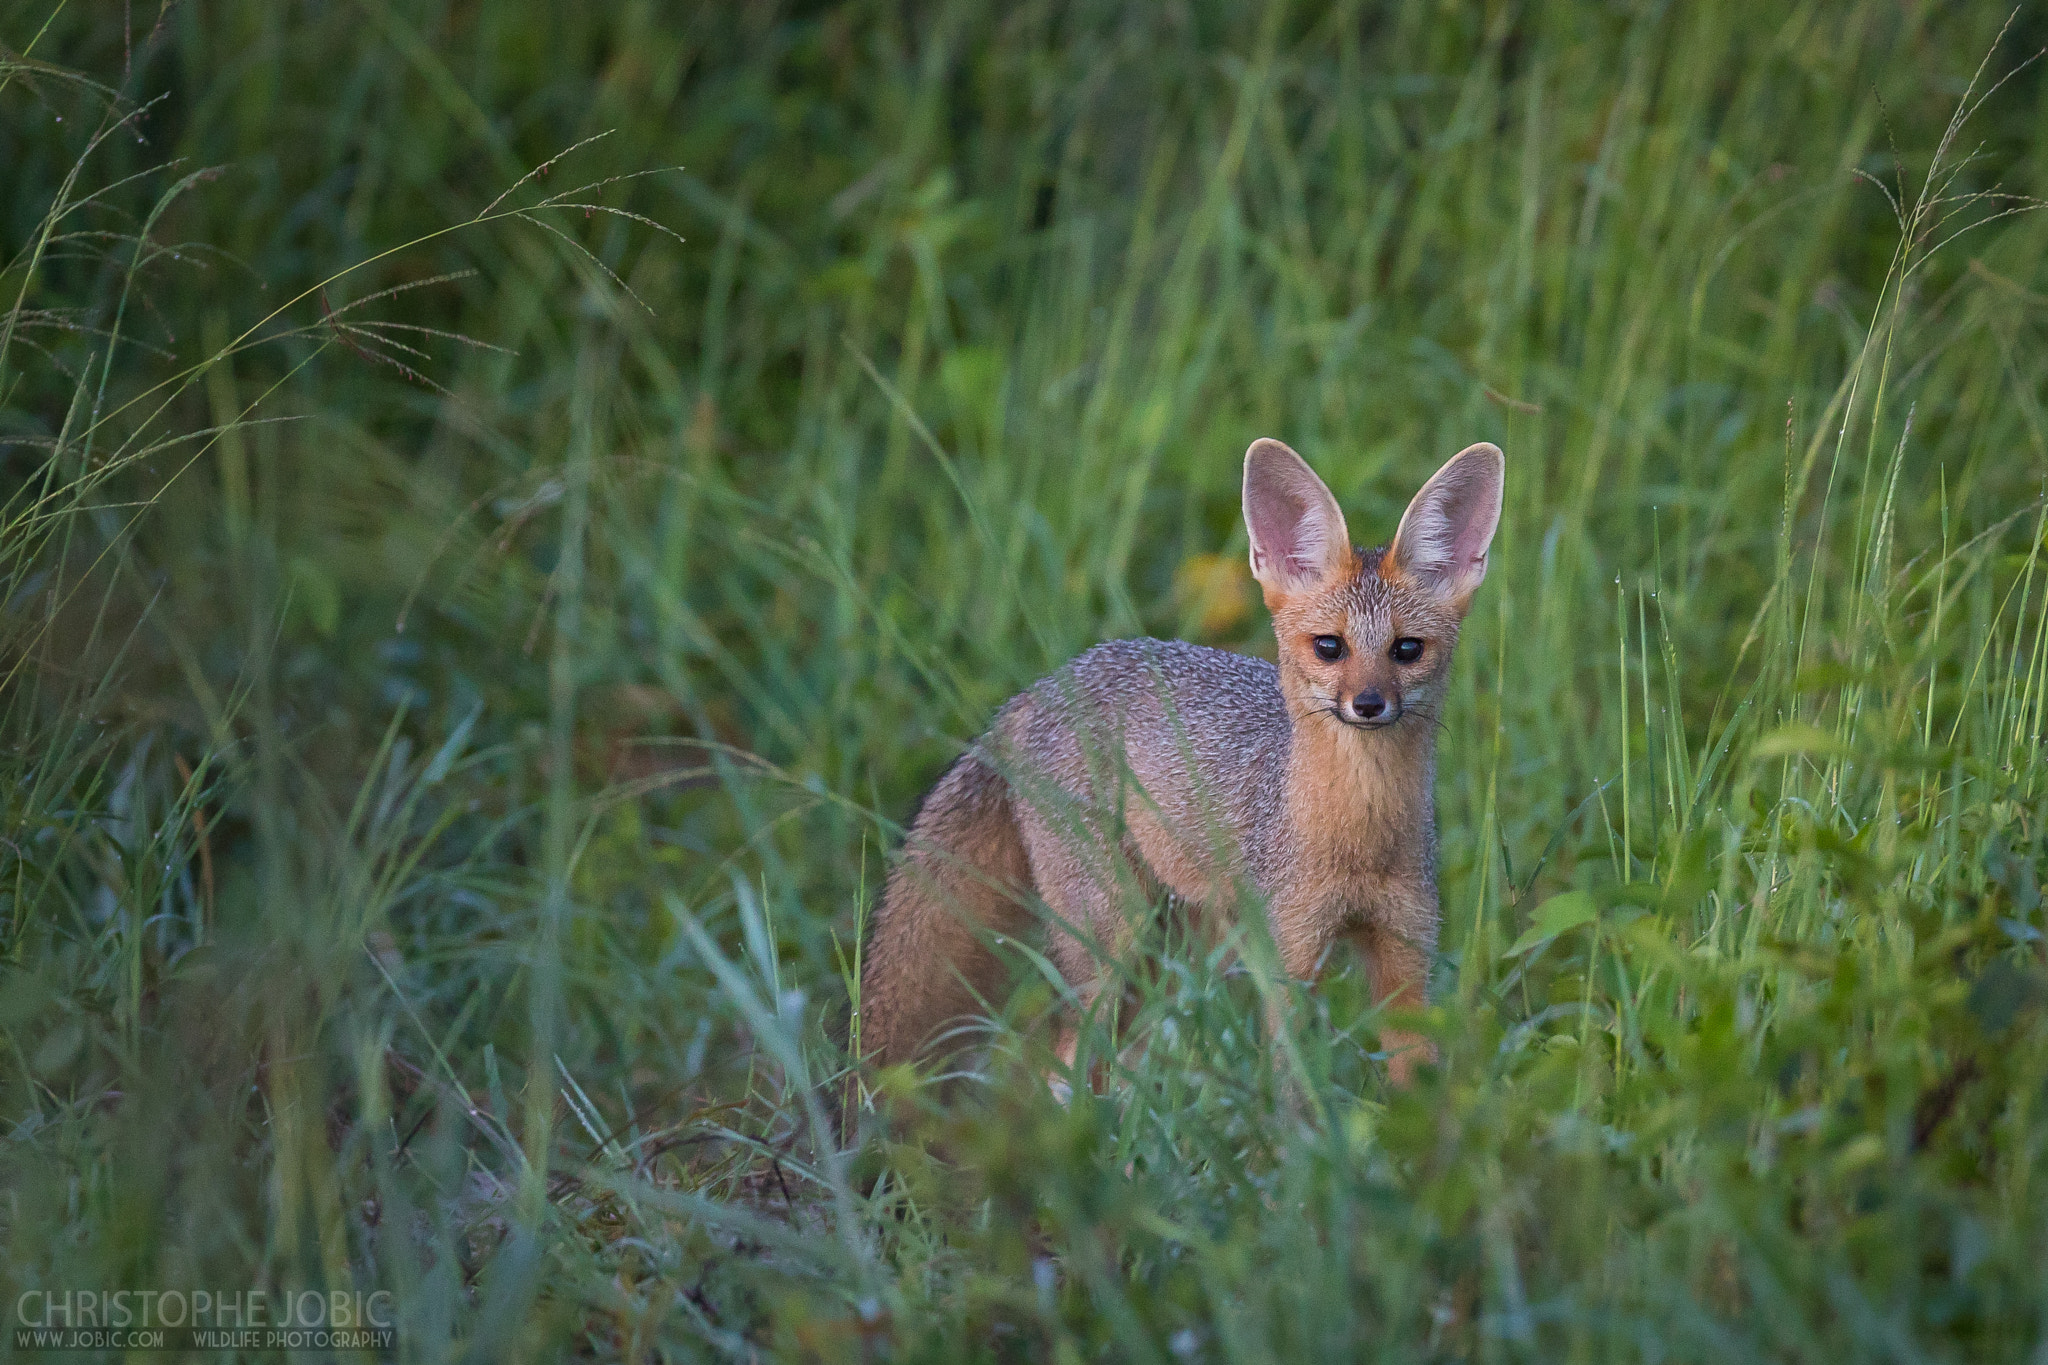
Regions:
[[859, 438, 1503, 1086]]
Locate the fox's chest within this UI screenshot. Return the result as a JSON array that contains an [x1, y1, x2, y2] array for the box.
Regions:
[[1279, 734, 1433, 891]]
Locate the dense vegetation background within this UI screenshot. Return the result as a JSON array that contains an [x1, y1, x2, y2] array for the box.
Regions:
[[5, 1, 2048, 1358]]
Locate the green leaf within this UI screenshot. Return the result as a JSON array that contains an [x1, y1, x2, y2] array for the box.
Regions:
[[1751, 723, 1852, 761], [1505, 890, 1599, 958], [287, 555, 341, 637], [32, 1019, 83, 1076]]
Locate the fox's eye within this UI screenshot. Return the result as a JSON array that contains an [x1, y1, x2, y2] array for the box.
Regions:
[[1390, 637, 1425, 664], [1311, 635, 1346, 662]]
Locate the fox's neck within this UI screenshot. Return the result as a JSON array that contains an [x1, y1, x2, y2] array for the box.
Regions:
[[1283, 717, 1435, 872]]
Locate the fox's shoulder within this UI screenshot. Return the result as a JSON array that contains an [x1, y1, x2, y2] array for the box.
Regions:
[[1067, 636, 1278, 689], [1014, 638, 1286, 729]]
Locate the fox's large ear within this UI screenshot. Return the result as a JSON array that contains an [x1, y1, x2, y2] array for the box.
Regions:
[[1384, 442, 1504, 612], [1243, 438, 1354, 604]]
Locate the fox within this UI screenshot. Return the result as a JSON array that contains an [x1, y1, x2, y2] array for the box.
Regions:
[[857, 437, 1504, 1088]]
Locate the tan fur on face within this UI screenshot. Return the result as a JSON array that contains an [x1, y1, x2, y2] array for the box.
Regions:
[[858, 439, 1503, 1090], [1268, 546, 1466, 729]]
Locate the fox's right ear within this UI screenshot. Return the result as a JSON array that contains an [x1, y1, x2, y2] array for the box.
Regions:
[[1384, 441, 1505, 613], [1243, 438, 1353, 605]]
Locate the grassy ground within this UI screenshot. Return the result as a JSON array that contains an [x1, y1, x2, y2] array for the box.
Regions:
[[5, 2, 2048, 1359]]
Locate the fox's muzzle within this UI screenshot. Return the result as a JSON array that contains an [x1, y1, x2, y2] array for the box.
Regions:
[[1344, 689, 1400, 727]]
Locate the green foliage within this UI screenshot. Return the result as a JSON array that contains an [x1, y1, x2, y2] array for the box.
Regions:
[[5, 2, 2048, 1358]]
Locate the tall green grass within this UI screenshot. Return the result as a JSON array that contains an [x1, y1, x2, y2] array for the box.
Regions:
[[4, 2, 2048, 1358]]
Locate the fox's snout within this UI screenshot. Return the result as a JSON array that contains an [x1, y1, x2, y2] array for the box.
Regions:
[[1333, 651, 1406, 726], [1285, 614, 1423, 729], [1347, 688, 1394, 724]]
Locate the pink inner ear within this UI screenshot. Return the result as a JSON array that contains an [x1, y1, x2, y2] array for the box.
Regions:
[[1244, 438, 1350, 591], [1248, 487, 1315, 579], [1393, 446, 1503, 596], [1441, 477, 1493, 572]]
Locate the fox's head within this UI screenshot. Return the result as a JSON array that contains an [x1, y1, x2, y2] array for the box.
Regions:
[[1242, 437, 1503, 733]]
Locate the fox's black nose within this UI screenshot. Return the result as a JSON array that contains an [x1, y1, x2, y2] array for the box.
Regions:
[[1351, 691, 1387, 720]]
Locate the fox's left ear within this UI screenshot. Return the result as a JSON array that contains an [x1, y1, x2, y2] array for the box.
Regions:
[[1384, 442, 1504, 613]]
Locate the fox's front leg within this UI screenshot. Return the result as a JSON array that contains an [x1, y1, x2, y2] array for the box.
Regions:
[[1343, 915, 1438, 1085], [1265, 890, 1437, 1085], [1260, 897, 1342, 1060]]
